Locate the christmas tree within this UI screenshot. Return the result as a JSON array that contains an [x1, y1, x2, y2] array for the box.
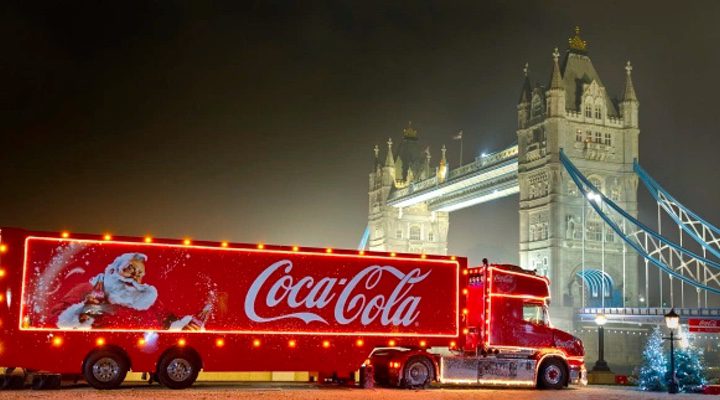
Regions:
[[674, 328, 706, 393], [638, 326, 667, 391]]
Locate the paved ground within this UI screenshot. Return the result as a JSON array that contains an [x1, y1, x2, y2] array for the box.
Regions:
[[0, 383, 710, 400]]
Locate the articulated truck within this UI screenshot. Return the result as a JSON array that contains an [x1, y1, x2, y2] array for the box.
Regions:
[[0, 228, 585, 390]]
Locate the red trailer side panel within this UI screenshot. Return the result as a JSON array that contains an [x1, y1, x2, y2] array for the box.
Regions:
[[20, 236, 460, 336]]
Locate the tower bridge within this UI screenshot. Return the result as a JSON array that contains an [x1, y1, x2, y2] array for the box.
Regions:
[[364, 28, 720, 370]]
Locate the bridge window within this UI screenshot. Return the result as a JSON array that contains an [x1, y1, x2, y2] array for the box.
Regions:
[[396, 229, 403, 239], [587, 222, 602, 241], [576, 129, 582, 142], [428, 232, 434, 242], [604, 133, 612, 146], [409, 226, 421, 241], [595, 106, 602, 119], [585, 104, 592, 118], [594, 132, 602, 143]]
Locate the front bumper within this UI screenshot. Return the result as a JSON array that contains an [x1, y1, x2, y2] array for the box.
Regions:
[[569, 364, 588, 386]]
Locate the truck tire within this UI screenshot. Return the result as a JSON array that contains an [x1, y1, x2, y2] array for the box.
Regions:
[[83, 349, 129, 389], [156, 348, 200, 389], [31, 374, 61, 390], [401, 356, 434, 389], [0, 375, 25, 390], [537, 358, 566, 389]]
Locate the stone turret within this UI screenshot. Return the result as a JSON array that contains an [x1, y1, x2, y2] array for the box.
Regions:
[[546, 48, 566, 117], [517, 63, 532, 129], [621, 61, 639, 128]]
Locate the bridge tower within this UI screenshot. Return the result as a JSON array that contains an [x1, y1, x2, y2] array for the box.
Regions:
[[517, 28, 640, 327], [368, 123, 449, 255]]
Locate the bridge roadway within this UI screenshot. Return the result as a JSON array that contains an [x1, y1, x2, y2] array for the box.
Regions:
[[387, 145, 519, 212]]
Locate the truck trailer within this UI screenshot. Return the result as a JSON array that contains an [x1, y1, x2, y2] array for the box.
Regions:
[[0, 228, 585, 390]]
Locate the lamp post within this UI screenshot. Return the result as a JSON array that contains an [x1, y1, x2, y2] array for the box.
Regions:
[[664, 308, 680, 394], [591, 313, 611, 372]]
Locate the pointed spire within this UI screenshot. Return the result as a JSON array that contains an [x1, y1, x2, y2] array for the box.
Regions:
[[373, 144, 379, 159], [550, 47, 563, 89], [384, 138, 394, 167], [437, 145, 448, 182], [518, 62, 532, 104], [623, 61, 638, 101]]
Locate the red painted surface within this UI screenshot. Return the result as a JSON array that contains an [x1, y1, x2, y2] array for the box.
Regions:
[[689, 319, 720, 333], [0, 228, 463, 374]]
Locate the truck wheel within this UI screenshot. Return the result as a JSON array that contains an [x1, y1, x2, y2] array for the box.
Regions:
[[0, 375, 26, 390], [156, 349, 200, 389], [83, 349, 129, 389], [537, 358, 566, 389], [31, 374, 61, 390], [401, 356, 434, 389]]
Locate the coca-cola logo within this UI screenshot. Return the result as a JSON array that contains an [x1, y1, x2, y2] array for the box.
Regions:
[[698, 320, 718, 327], [244, 260, 431, 327]]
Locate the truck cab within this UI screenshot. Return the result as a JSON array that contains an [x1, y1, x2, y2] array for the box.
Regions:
[[442, 263, 586, 388]]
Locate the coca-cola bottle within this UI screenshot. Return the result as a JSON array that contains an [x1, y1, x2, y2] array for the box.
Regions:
[[190, 303, 212, 329]]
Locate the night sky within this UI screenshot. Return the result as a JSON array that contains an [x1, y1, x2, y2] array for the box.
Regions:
[[2, 1, 719, 265]]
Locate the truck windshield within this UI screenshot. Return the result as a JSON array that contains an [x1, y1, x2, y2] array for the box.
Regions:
[[522, 303, 548, 326]]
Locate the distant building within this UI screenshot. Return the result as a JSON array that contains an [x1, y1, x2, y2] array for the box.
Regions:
[[517, 27, 640, 328], [367, 122, 449, 255]]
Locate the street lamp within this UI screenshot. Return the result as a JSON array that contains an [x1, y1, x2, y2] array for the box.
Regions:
[[664, 308, 680, 394], [591, 313, 611, 372]]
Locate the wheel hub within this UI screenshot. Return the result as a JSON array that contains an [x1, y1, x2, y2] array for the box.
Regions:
[[544, 364, 562, 385], [92, 357, 120, 383], [166, 358, 193, 382], [406, 362, 429, 386]]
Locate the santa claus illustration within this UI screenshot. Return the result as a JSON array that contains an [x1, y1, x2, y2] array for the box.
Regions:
[[54, 253, 207, 330]]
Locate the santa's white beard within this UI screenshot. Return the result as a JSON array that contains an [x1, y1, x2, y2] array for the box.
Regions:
[[103, 272, 158, 310]]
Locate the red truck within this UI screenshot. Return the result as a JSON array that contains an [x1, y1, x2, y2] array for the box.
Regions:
[[0, 228, 585, 390]]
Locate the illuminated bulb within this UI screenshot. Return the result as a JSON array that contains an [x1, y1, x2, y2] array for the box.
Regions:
[[144, 236, 153, 243], [0, 294, 4, 302], [253, 339, 261, 347], [388, 339, 396, 347], [138, 338, 146, 346], [103, 234, 112, 241], [221, 241, 229, 248], [390, 252, 396, 257], [96, 337, 105, 346], [419, 340, 427, 347], [257, 244, 265, 250], [288, 339, 296, 348], [462, 270, 468, 276], [52, 337, 63, 347], [462, 308, 468, 315], [421, 253, 427, 259], [183, 239, 191, 246], [325, 248, 333, 253], [462, 328, 469, 335], [451, 256, 457, 260], [322, 340, 330, 348], [292, 246, 299, 252], [0, 269, 5, 278], [61, 231, 70, 238], [358, 250, 365, 256], [178, 338, 187, 347], [450, 341, 456, 348], [462, 288, 469, 295], [0, 244, 7, 253], [215, 338, 225, 347], [356, 339, 364, 347]]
